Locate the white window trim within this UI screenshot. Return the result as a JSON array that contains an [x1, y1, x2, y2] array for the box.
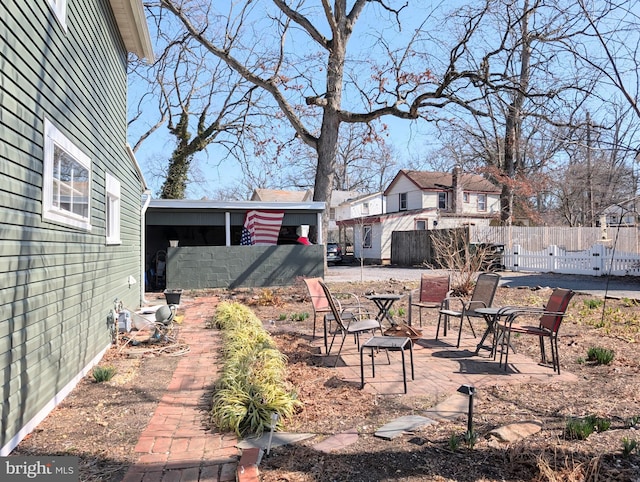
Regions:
[[42, 119, 92, 231], [46, 0, 68, 31], [477, 193, 487, 212], [399, 193, 407, 211], [105, 172, 122, 245]]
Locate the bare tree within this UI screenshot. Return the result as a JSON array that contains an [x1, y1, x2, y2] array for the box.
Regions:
[[552, 105, 640, 226], [280, 121, 398, 193], [151, 0, 532, 234], [129, 10, 267, 198]]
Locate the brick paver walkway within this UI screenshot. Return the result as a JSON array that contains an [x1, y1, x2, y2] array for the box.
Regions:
[[122, 294, 239, 482]]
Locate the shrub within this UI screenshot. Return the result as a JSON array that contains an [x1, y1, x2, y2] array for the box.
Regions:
[[584, 299, 604, 310], [622, 437, 639, 457], [587, 346, 615, 365], [564, 415, 611, 440], [92, 365, 117, 383], [211, 302, 302, 436], [289, 312, 309, 321], [447, 433, 460, 452], [625, 415, 640, 428]]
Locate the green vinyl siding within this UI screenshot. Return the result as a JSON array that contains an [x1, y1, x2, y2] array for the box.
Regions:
[[0, 0, 144, 452]]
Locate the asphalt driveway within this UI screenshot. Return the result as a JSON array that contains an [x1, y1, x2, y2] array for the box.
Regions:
[[325, 265, 640, 299]]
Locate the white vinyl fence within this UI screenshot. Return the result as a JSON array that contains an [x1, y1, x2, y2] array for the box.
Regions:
[[503, 244, 640, 276], [468, 226, 640, 276]]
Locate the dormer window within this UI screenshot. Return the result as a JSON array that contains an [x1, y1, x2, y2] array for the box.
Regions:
[[399, 193, 407, 211]]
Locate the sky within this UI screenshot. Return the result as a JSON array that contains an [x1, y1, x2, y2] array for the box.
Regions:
[[126, 1, 640, 201], [126, 1, 450, 199]]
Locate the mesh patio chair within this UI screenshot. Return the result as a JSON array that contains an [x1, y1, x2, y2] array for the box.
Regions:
[[408, 274, 452, 327], [496, 288, 575, 374], [302, 277, 366, 342], [318, 280, 382, 367], [438, 272, 501, 347]]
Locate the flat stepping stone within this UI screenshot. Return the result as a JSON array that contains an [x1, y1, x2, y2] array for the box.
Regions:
[[487, 421, 542, 444], [374, 415, 436, 440], [423, 393, 469, 421], [312, 428, 359, 453], [237, 432, 315, 450]]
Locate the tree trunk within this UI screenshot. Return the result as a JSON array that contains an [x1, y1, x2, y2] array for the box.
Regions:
[[313, 30, 346, 243]]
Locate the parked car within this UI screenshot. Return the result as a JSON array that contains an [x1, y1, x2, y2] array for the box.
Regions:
[[326, 243, 342, 263]]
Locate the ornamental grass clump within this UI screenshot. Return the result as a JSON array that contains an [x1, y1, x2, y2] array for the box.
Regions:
[[587, 346, 615, 365], [211, 301, 302, 436]]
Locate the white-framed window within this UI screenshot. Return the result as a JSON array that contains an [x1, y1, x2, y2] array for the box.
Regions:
[[415, 220, 427, 230], [477, 193, 487, 212], [105, 173, 121, 245], [463, 192, 470, 203], [42, 119, 92, 231], [362, 202, 370, 215], [399, 193, 407, 211], [329, 208, 336, 221], [363, 225, 372, 248], [46, 0, 68, 31], [438, 192, 448, 209]]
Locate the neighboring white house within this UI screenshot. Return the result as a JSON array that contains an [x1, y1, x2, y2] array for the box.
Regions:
[[339, 168, 502, 263], [333, 191, 385, 247], [601, 202, 639, 227]]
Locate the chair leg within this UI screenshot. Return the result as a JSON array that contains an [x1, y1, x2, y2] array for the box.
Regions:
[[327, 329, 340, 355], [466, 315, 477, 337], [436, 312, 445, 340], [499, 329, 511, 370], [456, 315, 464, 347], [538, 335, 545, 364], [312, 313, 317, 340], [332, 332, 349, 368], [551, 336, 560, 374]]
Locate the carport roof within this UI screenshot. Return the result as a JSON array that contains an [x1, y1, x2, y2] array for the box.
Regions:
[[148, 199, 326, 212]]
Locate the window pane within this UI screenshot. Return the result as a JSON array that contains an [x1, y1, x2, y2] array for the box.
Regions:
[[478, 194, 486, 211], [363, 225, 372, 248], [54, 145, 89, 218], [400, 193, 407, 210]]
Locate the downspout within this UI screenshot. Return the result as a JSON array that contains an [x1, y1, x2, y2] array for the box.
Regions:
[[140, 190, 152, 305], [126, 143, 150, 306]]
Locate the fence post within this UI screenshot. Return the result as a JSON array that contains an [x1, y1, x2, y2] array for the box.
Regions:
[[592, 243, 605, 276], [512, 244, 520, 272], [548, 245, 558, 271]]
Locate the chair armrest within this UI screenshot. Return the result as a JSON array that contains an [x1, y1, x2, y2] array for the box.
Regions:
[[333, 291, 369, 317], [440, 295, 465, 312]]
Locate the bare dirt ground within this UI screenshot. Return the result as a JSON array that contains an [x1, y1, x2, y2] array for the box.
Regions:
[[11, 279, 640, 481]]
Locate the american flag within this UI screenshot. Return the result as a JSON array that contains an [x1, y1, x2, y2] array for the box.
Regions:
[[240, 210, 284, 246]]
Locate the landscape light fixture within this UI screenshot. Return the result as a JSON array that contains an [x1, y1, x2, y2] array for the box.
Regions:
[[457, 384, 476, 437]]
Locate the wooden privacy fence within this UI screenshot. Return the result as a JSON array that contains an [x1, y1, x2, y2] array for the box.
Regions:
[[470, 225, 640, 253], [391, 230, 435, 266]]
